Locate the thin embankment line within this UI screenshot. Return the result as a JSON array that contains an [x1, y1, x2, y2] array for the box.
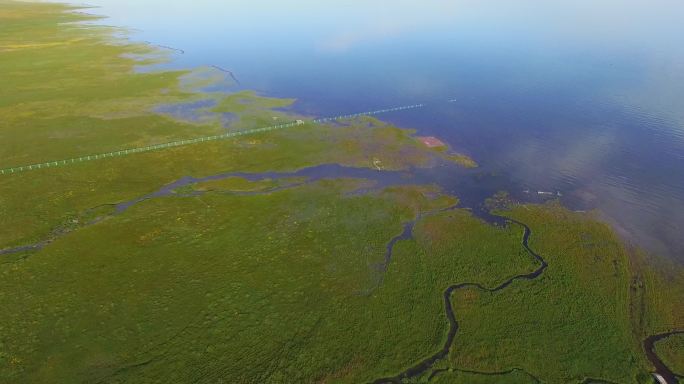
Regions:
[[0, 103, 426, 176]]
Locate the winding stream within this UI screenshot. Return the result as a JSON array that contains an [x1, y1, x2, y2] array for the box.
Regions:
[[1, 163, 680, 382], [371, 216, 683, 383], [428, 367, 541, 383], [0, 164, 410, 257], [644, 331, 684, 384], [371, 217, 548, 384]]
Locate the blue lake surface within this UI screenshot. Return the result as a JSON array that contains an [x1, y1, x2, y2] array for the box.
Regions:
[[81, 0, 684, 262]]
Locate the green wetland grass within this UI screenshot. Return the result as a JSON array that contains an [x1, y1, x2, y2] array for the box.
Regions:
[[0, 0, 462, 252], [450, 204, 645, 383], [189, 176, 308, 193], [0, 1, 682, 383], [653, 333, 684, 376], [0, 178, 525, 383]]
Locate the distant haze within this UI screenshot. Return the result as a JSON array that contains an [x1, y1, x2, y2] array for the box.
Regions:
[[62, 0, 684, 261]]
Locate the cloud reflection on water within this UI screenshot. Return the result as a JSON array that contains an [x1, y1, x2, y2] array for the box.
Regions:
[[60, 0, 684, 261]]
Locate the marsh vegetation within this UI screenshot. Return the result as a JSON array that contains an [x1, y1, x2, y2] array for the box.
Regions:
[[0, 2, 682, 383]]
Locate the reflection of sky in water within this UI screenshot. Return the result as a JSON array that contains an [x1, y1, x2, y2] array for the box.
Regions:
[[154, 99, 216, 123], [154, 99, 238, 128], [75, 0, 684, 260]]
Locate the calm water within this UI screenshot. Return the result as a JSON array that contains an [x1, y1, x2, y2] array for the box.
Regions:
[[80, 0, 684, 262]]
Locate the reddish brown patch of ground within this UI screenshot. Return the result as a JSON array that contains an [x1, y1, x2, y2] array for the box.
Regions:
[[417, 136, 446, 148]]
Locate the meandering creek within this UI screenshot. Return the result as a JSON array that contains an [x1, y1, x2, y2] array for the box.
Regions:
[[1, 163, 680, 382], [371, 216, 547, 383], [644, 331, 684, 384]]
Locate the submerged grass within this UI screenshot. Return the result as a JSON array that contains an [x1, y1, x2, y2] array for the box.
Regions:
[[190, 176, 308, 193]]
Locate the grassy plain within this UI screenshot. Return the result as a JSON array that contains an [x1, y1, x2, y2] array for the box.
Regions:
[[653, 333, 684, 376], [1, 2, 682, 384], [447, 203, 650, 383], [189, 176, 307, 193], [629, 250, 684, 338], [1, 178, 528, 383]]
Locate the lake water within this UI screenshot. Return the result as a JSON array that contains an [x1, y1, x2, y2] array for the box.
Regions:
[[79, 0, 684, 262]]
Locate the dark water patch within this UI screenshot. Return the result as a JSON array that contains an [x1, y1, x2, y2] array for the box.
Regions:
[[1, 162, 522, 267], [0, 204, 117, 258], [115, 164, 419, 213], [361, 220, 417, 296], [644, 331, 684, 384], [154, 99, 217, 123], [428, 367, 541, 383], [383, 221, 415, 267], [220, 112, 238, 127], [579, 378, 622, 384], [0, 243, 44, 257], [366, 204, 465, 294]]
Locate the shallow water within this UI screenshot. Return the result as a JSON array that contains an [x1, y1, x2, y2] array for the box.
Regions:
[[80, 0, 684, 262]]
